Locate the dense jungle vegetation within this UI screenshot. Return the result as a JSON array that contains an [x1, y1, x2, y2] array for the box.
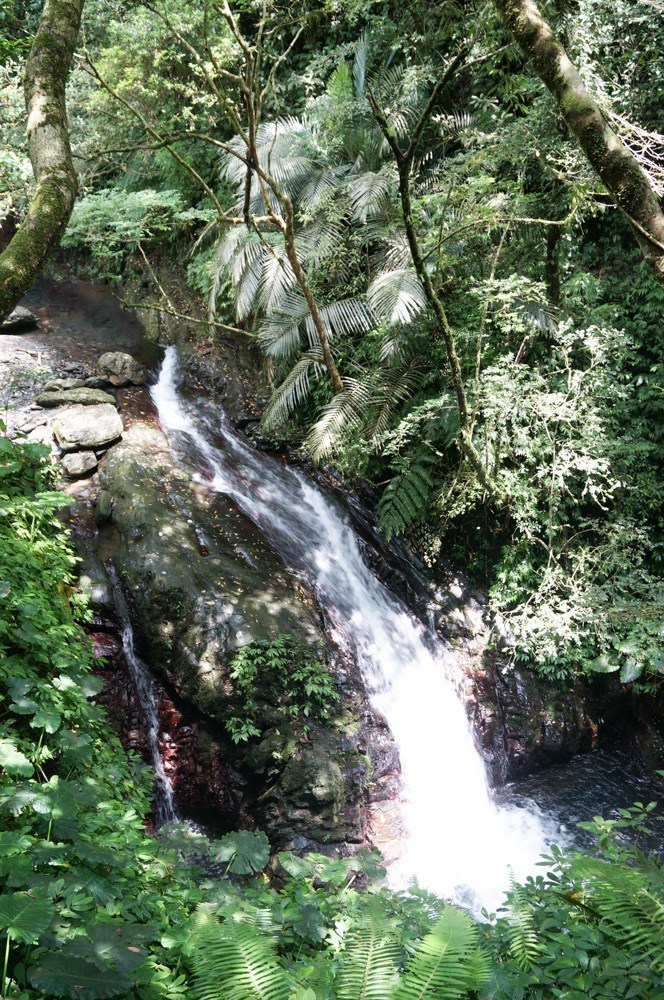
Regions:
[[1, 0, 664, 996]]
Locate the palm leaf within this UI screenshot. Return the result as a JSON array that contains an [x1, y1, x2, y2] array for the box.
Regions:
[[307, 377, 372, 460], [261, 351, 324, 429], [368, 269, 427, 325], [378, 455, 435, 541], [348, 169, 394, 222]]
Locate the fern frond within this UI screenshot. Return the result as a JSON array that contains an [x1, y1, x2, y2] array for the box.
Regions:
[[503, 878, 541, 971], [336, 902, 401, 999], [190, 919, 290, 1000], [570, 856, 664, 971], [378, 455, 435, 541], [391, 906, 490, 999]]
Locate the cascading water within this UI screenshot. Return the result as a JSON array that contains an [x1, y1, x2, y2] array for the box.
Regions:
[[107, 564, 177, 826], [151, 346, 558, 910]]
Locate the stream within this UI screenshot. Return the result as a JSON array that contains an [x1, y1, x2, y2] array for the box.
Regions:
[[151, 346, 560, 911]]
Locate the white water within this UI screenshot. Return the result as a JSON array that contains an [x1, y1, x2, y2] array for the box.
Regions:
[[152, 346, 558, 911], [107, 564, 177, 826]]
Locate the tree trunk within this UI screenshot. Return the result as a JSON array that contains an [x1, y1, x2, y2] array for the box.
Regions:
[[494, 0, 664, 287], [0, 0, 84, 323]]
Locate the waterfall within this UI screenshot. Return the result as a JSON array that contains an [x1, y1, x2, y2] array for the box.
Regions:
[[151, 346, 558, 911], [107, 564, 177, 826]]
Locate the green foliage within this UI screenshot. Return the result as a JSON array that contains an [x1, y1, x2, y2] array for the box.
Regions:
[[486, 804, 664, 999], [226, 634, 339, 743], [62, 188, 186, 280], [378, 455, 435, 542]]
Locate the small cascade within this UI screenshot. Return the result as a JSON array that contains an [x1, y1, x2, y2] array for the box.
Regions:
[[151, 347, 558, 910], [107, 564, 177, 825]]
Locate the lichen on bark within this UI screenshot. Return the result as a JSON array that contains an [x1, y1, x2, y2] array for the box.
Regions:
[[494, 0, 664, 287], [0, 0, 84, 322]]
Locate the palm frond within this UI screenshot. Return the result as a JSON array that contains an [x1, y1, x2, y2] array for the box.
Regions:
[[370, 363, 426, 437], [304, 297, 375, 349], [258, 291, 310, 357], [261, 351, 324, 430], [367, 269, 427, 325], [353, 36, 368, 97], [348, 169, 395, 222], [307, 376, 373, 460]]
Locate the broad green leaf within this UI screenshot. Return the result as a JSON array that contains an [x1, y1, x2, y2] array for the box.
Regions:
[[586, 654, 619, 674], [0, 831, 32, 857], [292, 903, 327, 943], [210, 829, 270, 874], [30, 954, 132, 999], [0, 891, 54, 943], [0, 738, 34, 777], [30, 706, 62, 733]]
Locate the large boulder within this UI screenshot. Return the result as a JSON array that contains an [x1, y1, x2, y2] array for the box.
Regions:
[[98, 351, 147, 387], [37, 387, 116, 407], [53, 404, 123, 451], [99, 421, 370, 848], [1, 305, 38, 333]]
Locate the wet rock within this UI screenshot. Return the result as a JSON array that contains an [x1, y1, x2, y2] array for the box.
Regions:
[[78, 556, 114, 613], [37, 387, 116, 407], [94, 490, 114, 527], [85, 376, 113, 390], [1, 305, 38, 333], [98, 351, 147, 387], [99, 421, 370, 848], [467, 654, 596, 784], [53, 403, 123, 451], [61, 450, 98, 478], [43, 378, 86, 391]]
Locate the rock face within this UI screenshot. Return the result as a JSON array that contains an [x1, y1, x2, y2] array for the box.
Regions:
[[53, 403, 123, 451], [61, 450, 98, 478], [98, 351, 147, 387], [99, 421, 371, 850], [37, 387, 116, 407], [1, 305, 38, 333]]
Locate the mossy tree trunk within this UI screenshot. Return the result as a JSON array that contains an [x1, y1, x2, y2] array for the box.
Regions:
[[495, 0, 664, 287], [0, 0, 84, 322]]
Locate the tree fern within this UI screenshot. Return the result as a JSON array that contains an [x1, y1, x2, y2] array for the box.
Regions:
[[391, 906, 490, 999], [378, 454, 435, 541], [335, 902, 401, 999]]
